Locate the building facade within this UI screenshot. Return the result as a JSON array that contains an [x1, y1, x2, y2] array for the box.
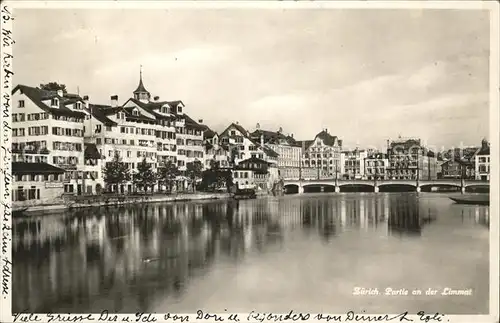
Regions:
[[202, 128, 231, 169], [232, 157, 278, 192], [440, 159, 474, 179], [475, 139, 490, 180], [11, 162, 66, 209], [249, 125, 302, 180], [341, 148, 368, 179], [219, 122, 278, 166], [299, 129, 342, 179], [386, 138, 438, 180], [85, 73, 206, 192], [364, 153, 389, 180], [12, 85, 87, 194]]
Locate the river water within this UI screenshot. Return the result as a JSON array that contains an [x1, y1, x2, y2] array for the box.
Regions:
[[12, 193, 489, 315]]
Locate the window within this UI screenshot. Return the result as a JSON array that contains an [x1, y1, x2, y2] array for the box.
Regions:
[[133, 110, 139, 116], [177, 106, 182, 113], [51, 98, 59, 107], [19, 100, 25, 108], [75, 102, 82, 110]]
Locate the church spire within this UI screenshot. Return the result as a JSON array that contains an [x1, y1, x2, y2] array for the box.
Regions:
[[133, 65, 151, 102]]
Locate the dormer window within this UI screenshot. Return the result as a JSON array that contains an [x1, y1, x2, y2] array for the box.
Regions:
[[51, 98, 59, 107], [133, 110, 139, 116], [177, 105, 183, 113], [75, 102, 82, 110]]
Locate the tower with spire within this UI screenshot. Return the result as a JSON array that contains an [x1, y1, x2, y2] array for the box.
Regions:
[[133, 65, 151, 103]]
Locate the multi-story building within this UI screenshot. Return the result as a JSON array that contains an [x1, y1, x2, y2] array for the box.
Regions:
[[12, 85, 87, 194], [232, 156, 278, 192], [11, 162, 66, 209], [85, 72, 206, 192], [475, 139, 490, 180], [364, 153, 389, 180], [341, 148, 368, 179], [298, 129, 342, 179], [386, 137, 438, 180], [219, 122, 278, 166], [440, 159, 474, 179], [201, 126, 231, 169], [82, 142, 104, 194], [249, 124, 302, 180]]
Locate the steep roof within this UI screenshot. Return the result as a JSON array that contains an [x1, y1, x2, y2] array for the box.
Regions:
[[220, 122, 250, 138], [261, 145, 279, 158], [84, 143, 102, 159], [133, 76, 149, 94], [477, 146, 490, 156], [389, 138, 422, 149], [250, 129, 301, 147], [13, 84, 86, 118], [184, 114, 206, 130], [86, 104, 117, 126], [12, 162, 66, 175], [315, 130, 338, 146]]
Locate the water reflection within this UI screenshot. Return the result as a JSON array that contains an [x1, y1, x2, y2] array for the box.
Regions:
[[13, 193, 489, 313]]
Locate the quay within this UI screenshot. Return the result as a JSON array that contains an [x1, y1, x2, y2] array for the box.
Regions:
[[14, 192, 232, 216]]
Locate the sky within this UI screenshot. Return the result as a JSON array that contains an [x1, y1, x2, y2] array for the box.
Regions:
[[13, 7, 491, 150]]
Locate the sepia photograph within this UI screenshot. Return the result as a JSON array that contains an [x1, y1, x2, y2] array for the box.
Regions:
[[1, 1, 498, 321]]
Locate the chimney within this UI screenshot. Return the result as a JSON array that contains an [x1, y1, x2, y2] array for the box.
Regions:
[[83, 95, 89, 109], [325, 128, 328, 134], [260, 134, 264, 146], [198, 119, 203, 124], [256, 123, 260, 130], [57, 90, 63, 97], [154, 96, 160, 102], [290, 133, 294, 138], [236, 121, 239, 125], [111, 95, 118, 107], [278, 127, 283, 134]]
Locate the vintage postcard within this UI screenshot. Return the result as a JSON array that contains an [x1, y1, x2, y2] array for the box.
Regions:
[[0, 1, 498, 323]]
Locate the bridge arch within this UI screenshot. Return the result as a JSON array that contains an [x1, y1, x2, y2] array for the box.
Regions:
[[302, 183, 336, 193], [377, 183, 417, 192], [464, 183, 489, 193], [419, 183, 461, 193], [283, 184, 299, 194]]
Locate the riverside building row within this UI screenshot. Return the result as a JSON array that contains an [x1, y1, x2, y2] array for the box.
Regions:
[[10, 77, 491, 206]]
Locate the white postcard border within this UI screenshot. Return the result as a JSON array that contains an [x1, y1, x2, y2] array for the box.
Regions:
[[0, 1, 498, 323]]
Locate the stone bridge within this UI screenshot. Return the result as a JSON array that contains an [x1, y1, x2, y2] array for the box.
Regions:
[[283, 178, 489, 193]]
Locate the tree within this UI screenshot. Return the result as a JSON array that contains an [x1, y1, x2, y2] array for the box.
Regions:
[[157, 160, 181, 193], [200, 159, 233, 193], [133, 158, 157, 193], [40, 82, 67, 94], [103, 152, 131, 193], [185, 160, 203, 192]]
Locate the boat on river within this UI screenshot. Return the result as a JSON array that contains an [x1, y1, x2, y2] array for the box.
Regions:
[[449, 194, 489, 206]]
